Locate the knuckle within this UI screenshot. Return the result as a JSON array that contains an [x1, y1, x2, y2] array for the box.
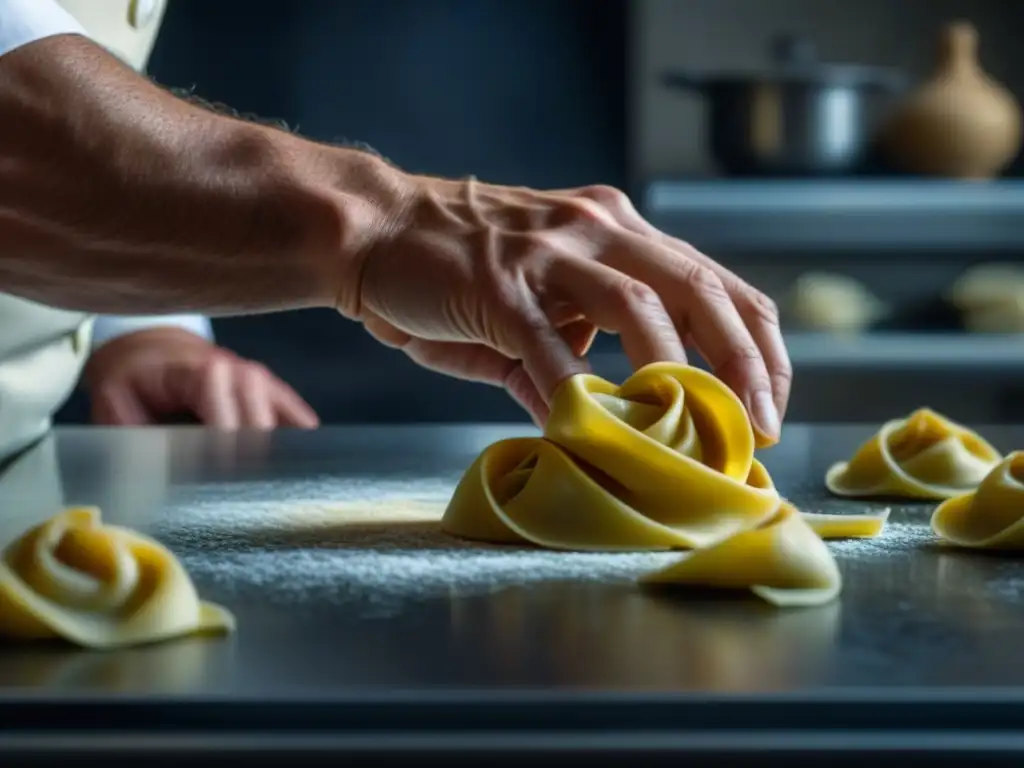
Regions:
[[200, 354, 230, 379], [551, 197, 608, 228], [722, 344, 770, 385], [516, 307, 553, 337], [686, 264, 729, 299], [611, 277, 662, 314], [245, 361, 270, 379], [579, 184, 633, 213], [746, 291, 780, 324], [773, 365, 794, 388], [524, 229, 566, 256]]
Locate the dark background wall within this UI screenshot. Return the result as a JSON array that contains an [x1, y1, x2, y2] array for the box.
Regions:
[[58, 0, 628, 424], [55, 0, 1024, 426]]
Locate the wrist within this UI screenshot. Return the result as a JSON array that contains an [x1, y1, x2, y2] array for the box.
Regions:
[[300, 142, 419, 317], [233, 127, 420, 315], [137, 114, 419, 315]]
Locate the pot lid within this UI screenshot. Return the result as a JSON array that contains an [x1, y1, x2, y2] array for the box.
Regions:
[[674, 34, 904, 90]]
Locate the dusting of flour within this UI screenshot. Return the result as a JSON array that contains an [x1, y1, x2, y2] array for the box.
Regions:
[[152, 475, 981, 615], [154, 478, 680, 614]]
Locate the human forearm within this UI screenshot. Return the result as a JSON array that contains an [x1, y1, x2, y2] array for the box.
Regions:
[[0, 34, 409, 316]]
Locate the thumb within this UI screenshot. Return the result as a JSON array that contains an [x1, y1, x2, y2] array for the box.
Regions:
[[90, 380, 156, 426]]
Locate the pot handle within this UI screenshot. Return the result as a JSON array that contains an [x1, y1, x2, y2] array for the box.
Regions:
[[660, 71, 709, 93]]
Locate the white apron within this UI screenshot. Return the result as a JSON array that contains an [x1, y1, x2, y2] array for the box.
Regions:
[[0, 0, 167, 461]]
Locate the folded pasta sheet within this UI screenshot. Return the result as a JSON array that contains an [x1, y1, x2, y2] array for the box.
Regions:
[[932, 451, 1024, 550], [444, 362, 889, 607], [443, 363, 780, 550], [0, 506, 234, 649], [641, 502, 843, 608], [825, 408, 1000, 500]]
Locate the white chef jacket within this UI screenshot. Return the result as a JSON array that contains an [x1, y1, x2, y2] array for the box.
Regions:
[[0, 0, 212, 460]]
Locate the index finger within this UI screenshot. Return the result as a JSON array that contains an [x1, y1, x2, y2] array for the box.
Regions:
[[647, 232, 791, 421], [542, 256, 687, 371], [735, 292, 792, 422], [597, 231, 777, 442], [635, 218, 792, 420], [580, 187, 792, 420]]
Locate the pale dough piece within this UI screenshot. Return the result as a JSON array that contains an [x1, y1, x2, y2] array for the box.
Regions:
[[785, 272, 887, 333], [948, 262, 1024, 311], [932, 451, 1024, 550], [442, 363, 781, 551], [950, 264, 1024, 333], [0, 507, 234, 649], [640, 502, 843, 608], [961, 291, 1024, 333], [825, 408, 1001, 500]]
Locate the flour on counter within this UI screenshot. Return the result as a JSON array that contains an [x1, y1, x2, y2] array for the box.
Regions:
[[827, 521, 933, 557], [153, 479, 679, 614], [152, 477, 948, 616]]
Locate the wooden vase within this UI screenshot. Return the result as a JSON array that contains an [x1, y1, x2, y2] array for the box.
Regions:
[[879, 21, 1022, 179]]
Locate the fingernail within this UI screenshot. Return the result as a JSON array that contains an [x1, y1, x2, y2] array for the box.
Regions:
[[751, 390, 780, 442]]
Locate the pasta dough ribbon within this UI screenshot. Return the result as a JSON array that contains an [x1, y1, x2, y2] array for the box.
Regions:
[[0, 507, 234, 649], [825, 408, 1001, 500], [442, 363, 781, 550], [641, 502, 843, 608], [802, 510, 890, 539], [932, 451, 1024, 550]]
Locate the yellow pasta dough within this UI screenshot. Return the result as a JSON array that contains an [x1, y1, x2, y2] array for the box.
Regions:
[[641, 502, 842, 608], [802, 510, 890, 539], [444, 362, 889, 607], [932, 451, 1024, 550], [0, 506, 234, 649], [824, 408, 1001, 500], [443, 363, 781, 550]]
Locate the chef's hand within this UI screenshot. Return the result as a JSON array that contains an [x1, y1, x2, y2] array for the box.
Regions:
[[82, 327, 319, 430], [353, 178, 791, 444]]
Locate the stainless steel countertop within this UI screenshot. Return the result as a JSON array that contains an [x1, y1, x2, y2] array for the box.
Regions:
[[4, 424, 1024, 759]]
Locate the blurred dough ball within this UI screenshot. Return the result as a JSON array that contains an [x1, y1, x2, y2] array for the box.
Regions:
[[962, 292, 1024, 333], [949, 263, 1024, 333], [785, 272, 886, 333]]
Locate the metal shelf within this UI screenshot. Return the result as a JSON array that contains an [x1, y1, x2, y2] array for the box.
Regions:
[[779, 331, 1024, 370], [642, 179, 1024, 253], [591, 332, 1024, 374]]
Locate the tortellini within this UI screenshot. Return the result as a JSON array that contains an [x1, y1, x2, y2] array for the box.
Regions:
[[949, 263, 1024, 333], [932, 451, 1024, 550], [0, 506, 234, 649], [785, 271, 887, 333], [443, 362, 889, 607], [949, 262, 1024, 310], [443, 363, 780, 551], [825, 408, 1001, 500]]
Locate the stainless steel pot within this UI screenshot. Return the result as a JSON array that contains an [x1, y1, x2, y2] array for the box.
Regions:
[[662, 35, 905, 177]]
